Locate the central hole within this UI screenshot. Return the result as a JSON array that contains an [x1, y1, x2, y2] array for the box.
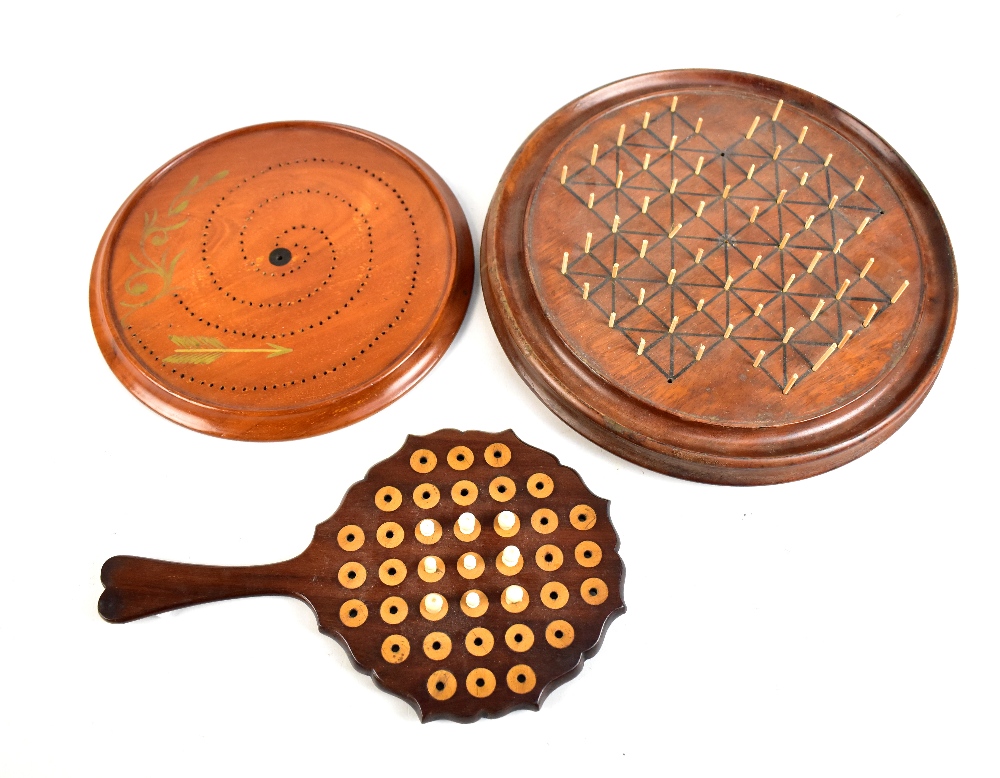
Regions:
[[383, 494, 392, 503], [584, 550, 593, 558], [435, 681, 445, 691], [589, 587, 598, 596], [475, 678, 485, 687], [516, 673, 526, 684], [498, 485, 507, 493], [544, 553, 553, 562], [347, 570, 356, 579], [577, 513, 586, 521], [346, 533, 355, 542], [549, 591, 558, 600], [386, 530, 394, 539], [492, 450, 501, 458], [514, 633, 523, 643], [457, 453, 465, 461], [389, 605, 398, 614], [432, 641, 441, 650], [268, 247, 292, 266], [535, 481, 543, 489], [540, 517, 549, 525], [388, 567, 396, 576], [460, 488, 469, 496], [348, 608, 358, 618], [422, 491, 430, 500], [419, 456, 427, 464], [474, 637, 483, 646], [391, 644, 400, 653], [554, 629, 564, 639]]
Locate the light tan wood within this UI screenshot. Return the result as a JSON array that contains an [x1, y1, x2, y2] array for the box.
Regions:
[[339, 599, 368, 628], [465, 627, 494, 657], [535, 544, 564, 572], [545, 620, 575, 649], [379, 595, 408, 625], [465, 667, 497, 698], [376, 522, 405, 549], [427, 670, 457, 701], [337, 561, 366, 589], [377, 559, 407, 586], [446, 445, 474, 471], [336, 525, 365, 552], [422, 631, 451, 660], [381, 634, 410, 664], [581, 578, 609, 606], [530, 508, 558, 534], [506, 664, 537, 694], [505, 624, 536, 653], [410, 450, 437, 474]]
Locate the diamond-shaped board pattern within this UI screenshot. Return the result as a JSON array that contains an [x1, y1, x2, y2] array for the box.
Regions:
[[523, 83, 924, 429]]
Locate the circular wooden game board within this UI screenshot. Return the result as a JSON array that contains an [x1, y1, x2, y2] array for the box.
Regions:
[[482, 70, 957, 484], [91, 122, 473, 440]]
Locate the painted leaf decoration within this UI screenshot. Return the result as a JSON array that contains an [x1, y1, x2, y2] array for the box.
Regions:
[[169, 200, 189, 215]]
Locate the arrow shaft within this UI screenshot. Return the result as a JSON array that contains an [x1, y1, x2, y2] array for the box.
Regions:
[[175, 348, 275, 354]]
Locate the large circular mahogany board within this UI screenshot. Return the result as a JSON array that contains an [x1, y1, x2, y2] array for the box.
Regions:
[[92, 122, 473, 440], [482, 70, 957, 485]]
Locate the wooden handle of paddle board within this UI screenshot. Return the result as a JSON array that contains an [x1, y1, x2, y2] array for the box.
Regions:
[[98, 555, 305, 623]]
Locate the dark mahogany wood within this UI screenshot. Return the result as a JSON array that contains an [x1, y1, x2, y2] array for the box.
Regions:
[[99, 430, 625, 723], [91, 122, 473, 441], [481, 69, 958, 485]]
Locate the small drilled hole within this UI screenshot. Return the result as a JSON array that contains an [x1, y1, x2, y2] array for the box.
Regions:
[[461, 488, 469, 496], [584, 550, 593, 559], [554, 630, 564, 639], [498, 485, 507, 493], [391, 644, 400, 653], [475, 677, 485, 688], [348, 608, 358, 618], [517, 673, 526, 683], [545, 553, 553, 562], [474, 637, 483, 646], [383, 495, 392, 503], [435, 681, 445, 691], [514, 633, 523, 643], [589, 587, 598, 596], [386, 530, 394, 539], [347, 570, 356, 579], [419, 456, 427, 464], [577, 513, 586, 521], [346, 533, 355, 542], [422, 491, 430, 500], [388, 567, 397, 576], [549, 591, 558, 600], [493, 450, 501, 458], [432, 641, 441, 650], [457, 453, 465, 461], [540, 517, 549, 525], [535, 481, 543, 489]]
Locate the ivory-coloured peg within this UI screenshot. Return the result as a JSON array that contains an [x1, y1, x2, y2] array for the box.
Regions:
[[616, 170, 623, 188], [779, 233, 791, 249], [671, 96, 678, 112], [696, 343, 705, 361], [723, 184, 731, 199], [857, 217, 871, 235], [617, 124, 626, 146], [783, 373, 799, 395], [611, 262, 619, 278], [670, 135, 677, 151], [836, 279, 850, 300], [694, 248, 704, 263], [754, 303, 764, 316], [583, 282, 590, 300], [863, 303, 877, 327], [833, 238, 843, 254], [807, 251, 822, 273], [804, 214, 815, 230], [696, 298, 705, 311], [772, 99, 784, 121], [695, 156, 704, 175], [669, 315, 679, 333], [669, 223, 682, 239], [637, 337, 646, 355], [724, 323, 733, 338], [783, 272, 796, 292], [667, 268, 676, 284], [640, 239, 648, 258], [585, 232, 593, 253], [747, 163, 756, 180], [753, 349, 765, 367], [561, 252, 568, 274], [891, 280, 909, 303], [810, 299, 825, 321], [824, 153, 833, 167], [839, 329, 853, 349], [608, 311, 616, 327], [591, 144, 598, 166], [641, 195, 649, 213], [643, 153, 650, 170], [800, 172, 809, 186], [783, 326, 795, 343], [798, 126, 808, 144], [638, 287, 645, 305], [642, 111, 650, 129], [724, 274, 734, 290], [777, 189, 787, 204], [773, 145, 782, 160], [813, 343, 837, 371], [560, 165, 567, 184], [612, 214, 620, 233], [697, 200, 706, 217], [753, 254, 762, 269], [670, 178, 678, 194], [828, 194, 838, 210], [750, 205, 759, 223], [855, 175, 864, 191], [860, 257, 874, 278], [695, 117, 703, 133], [588, 192, 595, 209], [746, 115, 760, 139]]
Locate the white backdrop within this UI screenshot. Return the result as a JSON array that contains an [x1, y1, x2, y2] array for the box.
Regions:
[[1, 2, 996, 775]]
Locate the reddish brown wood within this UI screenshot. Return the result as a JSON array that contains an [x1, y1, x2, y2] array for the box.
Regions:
[[91, 122, 473, 441], [481, 70, 958, 485], [99, 430, 625, 723]]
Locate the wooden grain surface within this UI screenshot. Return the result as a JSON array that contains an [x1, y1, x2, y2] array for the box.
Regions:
[[98, 429, 625, 722], [91, 122, 474, 440], [482, 69, 957, 484]]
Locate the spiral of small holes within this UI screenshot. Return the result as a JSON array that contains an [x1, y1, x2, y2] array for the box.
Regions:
[[531, 508, 558, 534], [381, 635, 410, 663], [545, 620, 575, 649], [541, 581, 570, 609], [493, 511, 520, 538], [495, 549, 524, 576], [570, 504, 597, 530], [380, 596, 408, 624], [337, 561, 367, 589], [375, 486, 402, 512], [447, 446, 474, 470], [457, 552, 485, 579], [465, 627, 494, 656], [454, 515, 481, 541], [417, 557, 445, 583], [413, 483, 440, 510], [502, 588, 530, 613], [505, 624, 535, 653], [377, 521, 404, 548], [378, 559, 407, 586], [535, 544, 563, 572], [410, 449, 437, 474], [484, 443, 511, 467], [427, 670, 457, 701], [575, 540, 602, 568], [466, 668, 497, 698], [460, 589, 489, 617], [337, 525, 365, 551], [527, 473, 554, 498], [489, 476, 516, 502], [423, 632, 452, 660], [339, 599, 367, 627], [506, 665, 537, 694], [582, 578, 609, 605], [451, 480, 478, 506], [419, 593, 449, 621], [414, 519, 442, 545]]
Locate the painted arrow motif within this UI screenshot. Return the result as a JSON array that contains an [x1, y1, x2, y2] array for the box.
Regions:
[[163, 336, 292, 365]]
